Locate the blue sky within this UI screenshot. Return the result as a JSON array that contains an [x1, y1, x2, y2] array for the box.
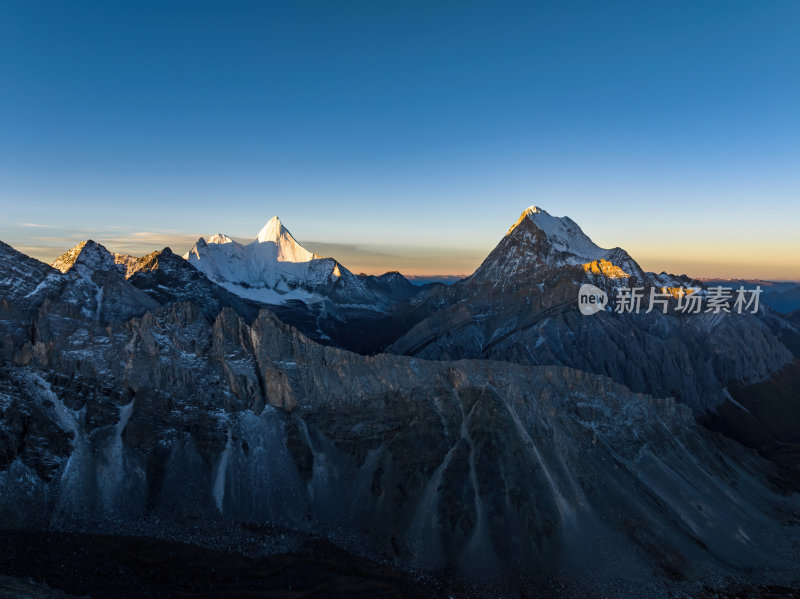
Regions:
[[1, 1, 799, 277]]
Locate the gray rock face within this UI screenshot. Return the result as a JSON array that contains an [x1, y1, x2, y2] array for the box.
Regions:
[[389, 287, 797, 410], [0, 242, 64, 355], [0, 295, 797, 587], [0, 241, 61, 308], [124, 247, 262, 322], [1, 239, 160, 358]]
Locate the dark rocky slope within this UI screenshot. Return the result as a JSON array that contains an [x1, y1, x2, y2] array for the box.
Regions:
[[0, 296, 798, 591]]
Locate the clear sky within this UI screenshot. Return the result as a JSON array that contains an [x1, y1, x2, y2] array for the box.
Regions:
[[1, 1, 798, 278]]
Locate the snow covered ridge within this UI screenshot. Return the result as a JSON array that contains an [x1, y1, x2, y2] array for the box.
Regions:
[[183, 216, 399, 308], [185, 216, 336, 290]]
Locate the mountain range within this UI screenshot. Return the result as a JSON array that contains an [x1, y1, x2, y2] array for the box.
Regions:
[[1, 206, 799, 597]]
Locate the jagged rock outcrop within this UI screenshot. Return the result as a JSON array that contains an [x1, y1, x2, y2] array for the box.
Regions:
[[0, 242, 64, 355], [124, 247, 262, 322], [0, 240, 62, 307], [48, 240, 159, 326]]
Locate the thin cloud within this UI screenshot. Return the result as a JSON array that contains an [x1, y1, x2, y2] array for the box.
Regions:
[[18, 223, 59, 229]]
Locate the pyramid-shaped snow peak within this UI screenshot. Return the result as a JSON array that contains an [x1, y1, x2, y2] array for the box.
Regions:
[[254, 216, 319, 263]]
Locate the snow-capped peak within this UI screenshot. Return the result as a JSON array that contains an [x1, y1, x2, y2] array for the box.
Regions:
[[467, 206, 649, 288], [509, 206, 603, 262], [524, 205, 549, 216], [207, 233, 235, 245], [254, 216, 319, 263], [255, 216, 285, 244]]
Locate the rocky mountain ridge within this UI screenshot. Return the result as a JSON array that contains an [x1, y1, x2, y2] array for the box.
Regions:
[[2, 208, 800, 594], [1, 293, 798, 590]]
